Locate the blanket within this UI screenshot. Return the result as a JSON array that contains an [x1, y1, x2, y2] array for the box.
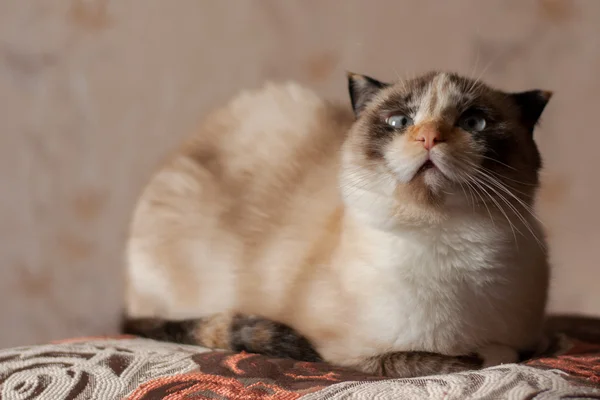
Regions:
[[1, 315, 599, 399]]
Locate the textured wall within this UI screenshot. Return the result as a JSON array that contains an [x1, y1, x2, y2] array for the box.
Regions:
[[1, 0, 599, 348]]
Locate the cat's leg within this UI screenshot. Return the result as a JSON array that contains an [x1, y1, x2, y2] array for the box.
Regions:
[[351, 351, 483, 378], [349, 344, 526, 378], [122, 312, 322, 362], [477, 344, 519, 367]]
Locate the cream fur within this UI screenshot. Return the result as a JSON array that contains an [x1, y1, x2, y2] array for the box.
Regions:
[[125, 76, 549, 369]]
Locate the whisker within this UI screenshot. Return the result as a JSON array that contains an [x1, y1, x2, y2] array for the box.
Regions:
[[475, 169, 545, 228], [480, 166, 538, 187], [458, 157, 537, 197], [475, 167, 533, 200], [453, 158, 543, 248], [471, 176, 519, 245], [473, 176, 546, 249], [457, 181, 475, 212], [463, 177, 495, 227], [480, 156, 518, 171]]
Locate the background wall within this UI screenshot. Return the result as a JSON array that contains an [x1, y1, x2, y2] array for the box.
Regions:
[[1, 0, 598, 348]]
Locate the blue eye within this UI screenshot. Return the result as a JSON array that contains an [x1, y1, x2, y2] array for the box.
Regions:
[[386, 114, 413, 129], [458, 114, 486, 132]]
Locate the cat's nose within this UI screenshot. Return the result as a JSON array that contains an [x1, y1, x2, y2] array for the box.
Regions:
[[416, 127, 443, 150]]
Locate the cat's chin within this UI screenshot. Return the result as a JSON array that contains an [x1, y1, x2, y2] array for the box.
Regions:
[[410, 161, 449, 192]]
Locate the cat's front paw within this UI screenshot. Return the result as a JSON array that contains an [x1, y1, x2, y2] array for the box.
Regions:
[[477, 344, 519, 368]]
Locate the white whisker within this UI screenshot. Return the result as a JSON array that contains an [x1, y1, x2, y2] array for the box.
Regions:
[[473, 176, 545, 250]]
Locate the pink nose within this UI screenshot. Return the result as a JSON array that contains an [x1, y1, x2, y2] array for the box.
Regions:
[[416, 128, 443, 150]]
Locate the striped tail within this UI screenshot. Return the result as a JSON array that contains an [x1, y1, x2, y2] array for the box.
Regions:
[[122, 312, 323, 362]]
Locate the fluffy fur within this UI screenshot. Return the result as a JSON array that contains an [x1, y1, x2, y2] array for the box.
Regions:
[[123, 71, 552, 377]]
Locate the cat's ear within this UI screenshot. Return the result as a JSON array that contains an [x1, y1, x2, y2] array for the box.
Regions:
[[510, 90, 553, 132], [347, 72, 389, 117]]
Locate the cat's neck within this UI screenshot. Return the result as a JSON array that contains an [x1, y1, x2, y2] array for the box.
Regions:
[[333, 197, 543, 276]]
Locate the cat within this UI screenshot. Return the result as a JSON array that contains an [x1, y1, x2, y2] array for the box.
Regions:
[[122, 71, 552, 378]]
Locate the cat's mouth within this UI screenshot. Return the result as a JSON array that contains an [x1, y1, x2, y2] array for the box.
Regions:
[[416, 160, 437, 174]]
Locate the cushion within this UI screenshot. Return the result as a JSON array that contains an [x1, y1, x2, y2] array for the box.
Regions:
[[1, 316, 599, 399]]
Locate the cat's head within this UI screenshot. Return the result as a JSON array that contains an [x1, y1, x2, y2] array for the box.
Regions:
[[341, 71, 551, 228]]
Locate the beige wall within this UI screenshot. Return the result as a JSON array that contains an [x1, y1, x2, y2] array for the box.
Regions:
[[1, 0, 598, 348]]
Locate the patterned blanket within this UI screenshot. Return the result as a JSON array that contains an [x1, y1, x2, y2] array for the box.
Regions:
[[1, 316, 599, 399]]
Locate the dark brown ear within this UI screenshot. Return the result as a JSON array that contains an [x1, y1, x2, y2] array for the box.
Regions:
[[347, 72, 389, 117], [510, 90, 553, 132]]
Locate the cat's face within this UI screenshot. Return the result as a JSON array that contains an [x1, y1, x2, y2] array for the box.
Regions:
[[341, 71, 551, 226]]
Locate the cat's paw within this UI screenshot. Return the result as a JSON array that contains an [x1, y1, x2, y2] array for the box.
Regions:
[[477, 344, 519, 368]]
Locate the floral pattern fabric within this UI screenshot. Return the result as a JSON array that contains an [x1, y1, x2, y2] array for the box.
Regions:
[[1, 317, 600, 399]]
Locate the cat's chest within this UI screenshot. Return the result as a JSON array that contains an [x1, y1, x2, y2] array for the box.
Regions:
[[341, 225, 506, 353]]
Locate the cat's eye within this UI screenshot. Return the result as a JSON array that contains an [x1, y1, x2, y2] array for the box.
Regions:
[[386, 114, 413, 129], [458, 114, 486, 132]]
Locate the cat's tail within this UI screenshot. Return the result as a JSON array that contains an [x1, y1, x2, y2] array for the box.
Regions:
[[121, 312, 323, 362]]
